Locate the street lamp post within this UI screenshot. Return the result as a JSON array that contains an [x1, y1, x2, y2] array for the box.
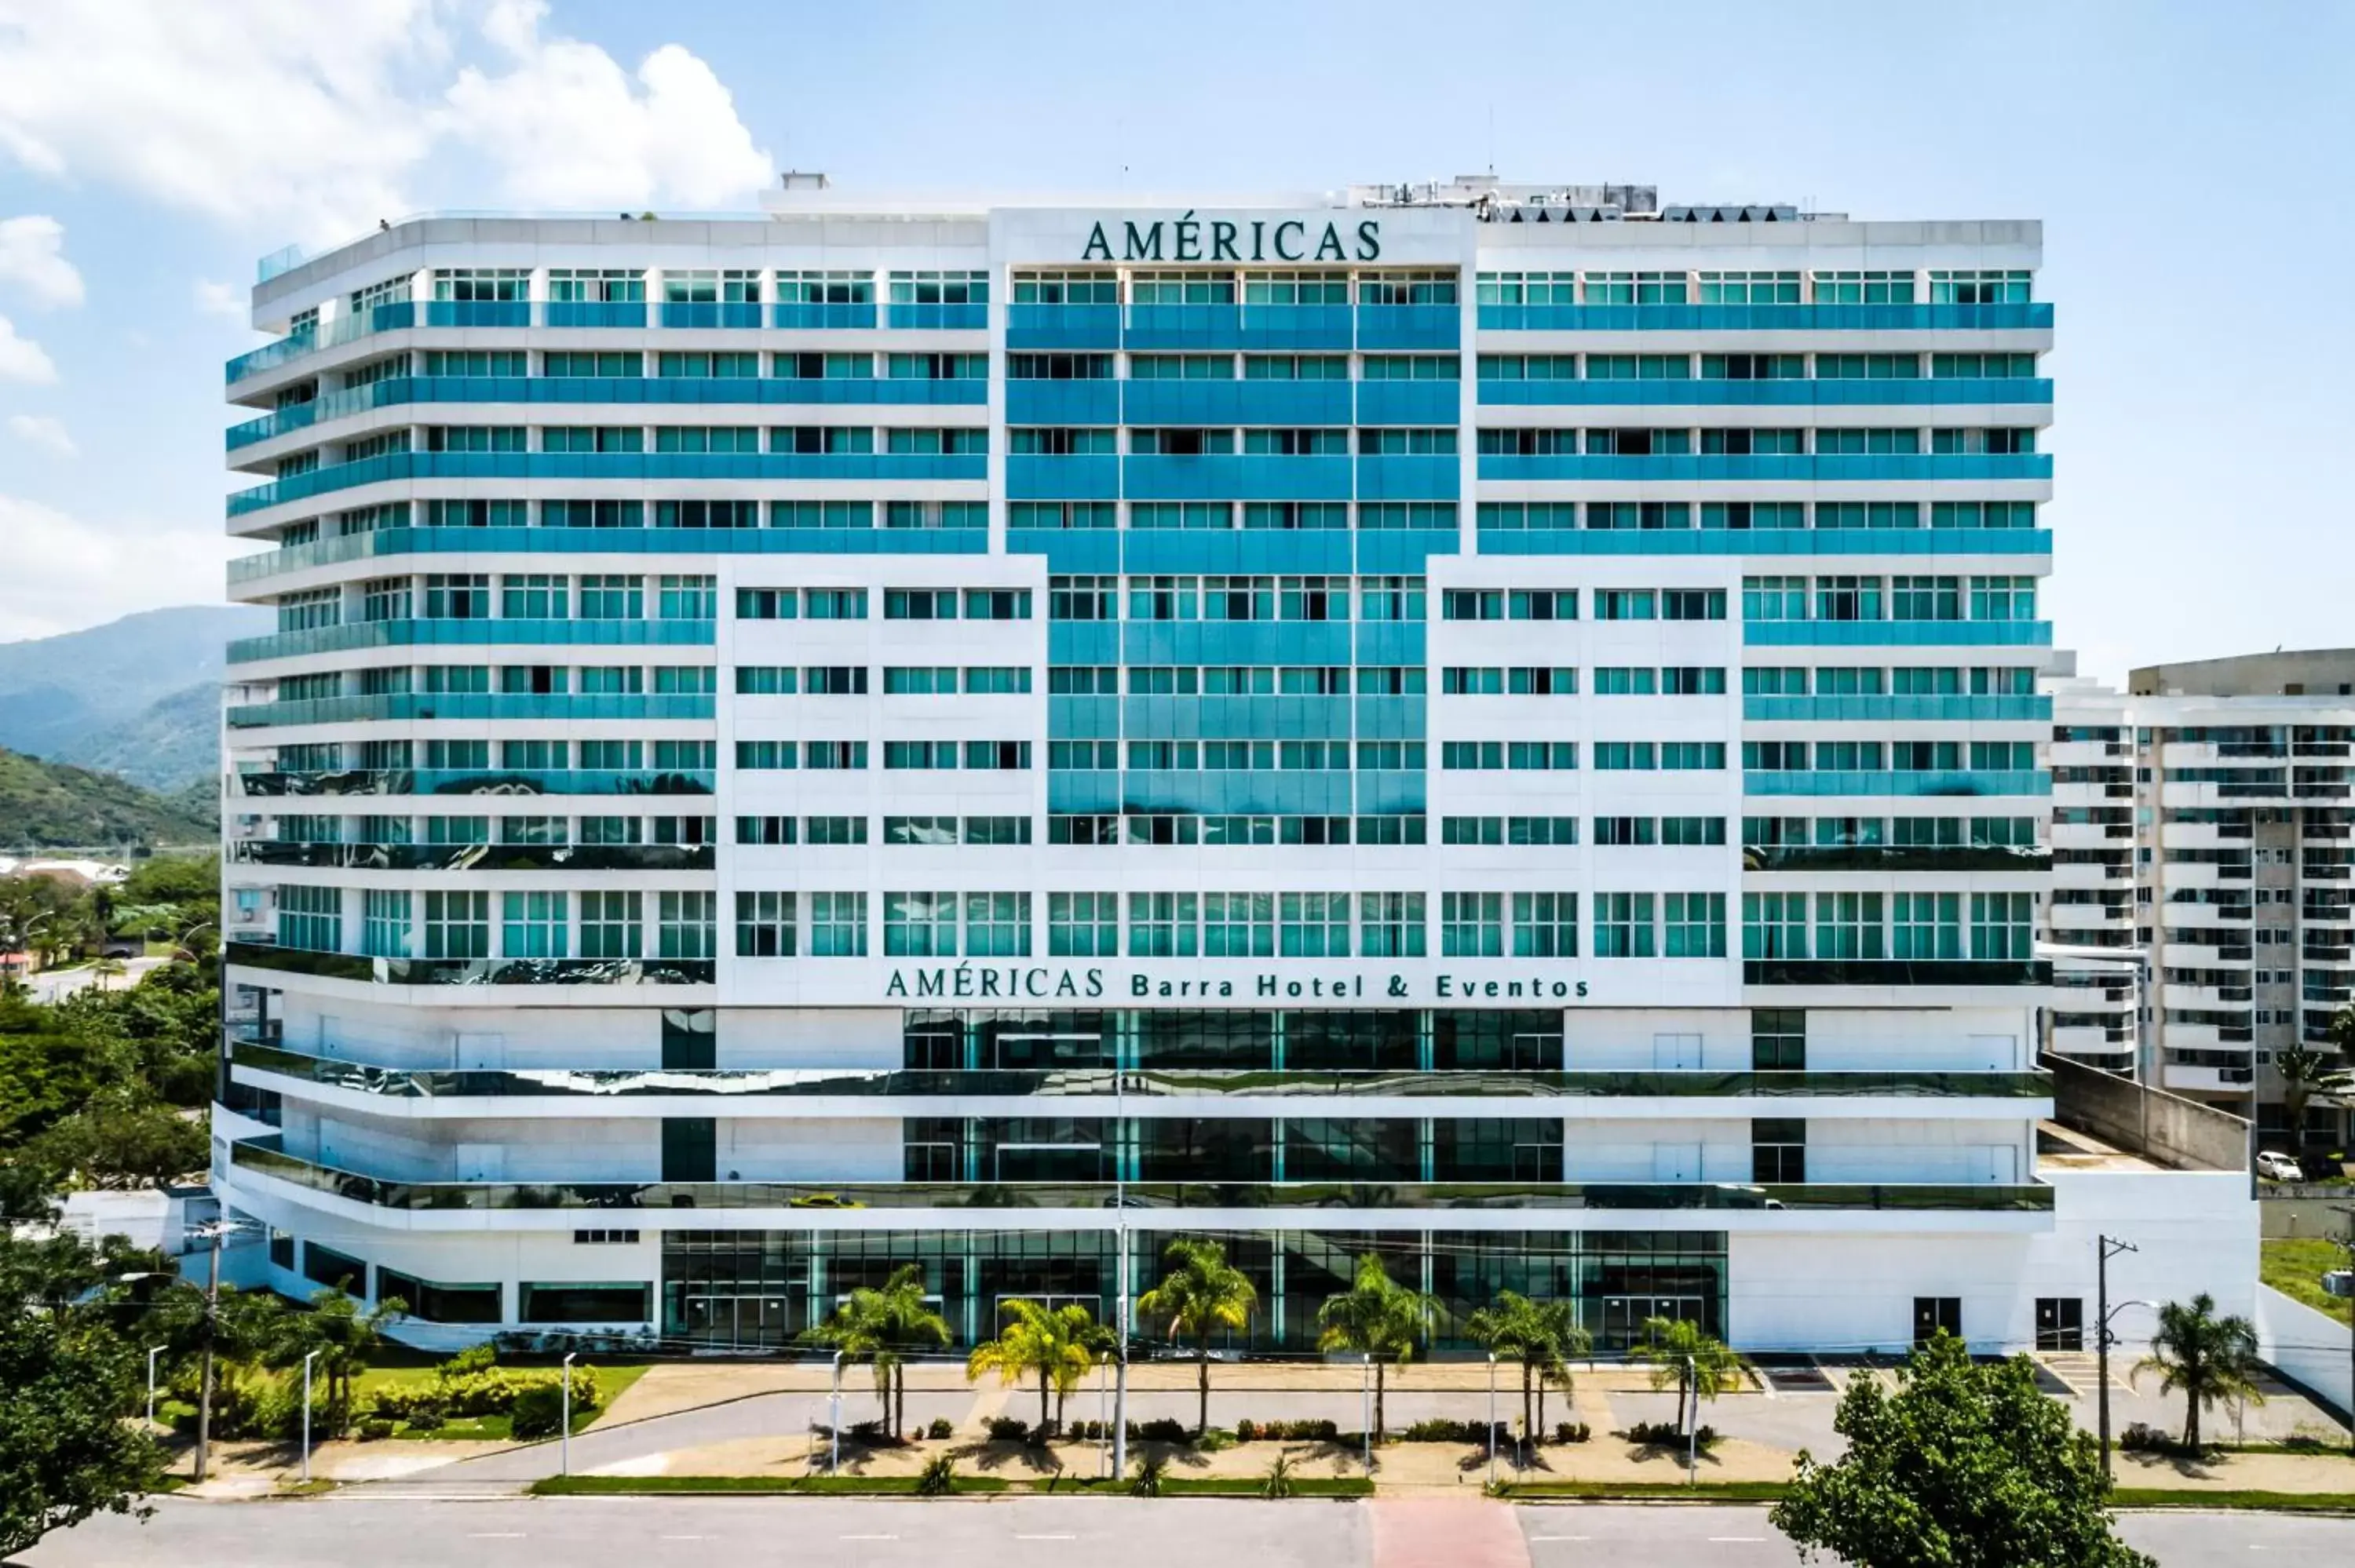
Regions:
[[1486, 1351, 1498, 1486], [1685, 1355, 1698, 1484], [1361, 1354, 1373, 1474], [830, 1351, 843, 1474], [560, 1352, 577, 1476], [146, 1345, 164, 1428], [300, 1350, 320, 1484]]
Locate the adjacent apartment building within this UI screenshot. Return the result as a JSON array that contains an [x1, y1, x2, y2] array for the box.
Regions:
[[2045, 651, 2355, 1151], [214, 174, 2251, 1355]]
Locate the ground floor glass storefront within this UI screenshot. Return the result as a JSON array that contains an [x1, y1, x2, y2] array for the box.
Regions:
[[659, 1228, 1726, 1353]]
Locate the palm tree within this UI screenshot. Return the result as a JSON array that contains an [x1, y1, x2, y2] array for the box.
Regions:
[[265, 1284, 407, 1436], [2275, 1043, 2333, 1151], [1633, 1316, 1740, 1439], [1314, 1252, 1433, 1441], [1136, 1238, 1258, 1435], [966, 1299, 1102, 1437], [1532, 1296, 1591, 1439], [2135, 1293, 2265, 1449], [805, 1264, 951, 1438], [1466, 1290, 1546, 1441]]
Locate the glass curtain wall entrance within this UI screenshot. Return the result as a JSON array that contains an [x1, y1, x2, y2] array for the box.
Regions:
[[660, 1228, 1726, 1351]]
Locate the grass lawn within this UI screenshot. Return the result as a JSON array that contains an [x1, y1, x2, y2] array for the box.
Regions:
[[348, 1359, 652, 1440], [1501, 1479, 1791, 1502], [2109, 1489, 2355, 1514], [2260, 1238, 2353, 1328]]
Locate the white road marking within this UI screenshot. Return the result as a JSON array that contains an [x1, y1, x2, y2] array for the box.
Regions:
[[467, 1533, 526, 1539], [1528, 1535, 1591, 1542], [840, 1534, 900, 1541], [1016, 1533, 1078, 1541], [1709, 1537, 1765, 1543]]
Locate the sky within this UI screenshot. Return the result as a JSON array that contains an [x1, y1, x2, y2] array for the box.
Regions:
[[0, 0, 2348, 680]]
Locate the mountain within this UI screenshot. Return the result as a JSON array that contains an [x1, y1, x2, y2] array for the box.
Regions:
[[0, 747, 217, 851], [71, 681, 225, 792], [0, 606, 266, 789]]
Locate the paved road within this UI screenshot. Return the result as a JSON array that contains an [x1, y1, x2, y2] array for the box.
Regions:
[[17, 1497, 2355, 1567], [22, 956, 169, 1004]]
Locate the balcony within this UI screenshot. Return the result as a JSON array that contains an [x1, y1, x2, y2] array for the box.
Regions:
[[228, 1139, 2053, 1217], [226, 841, 716, 872], [228, 618, 716, 665], [229, 450, 988, 513], [1476, 454, 2051, 483], [1005, 454, 1121, 501], [1355, 381, 1462, 425], [1473, 302, 2054, 334], [225, 941, 713, 986], [885, 303, 988, 330], [1122, 454, 1353, 502], [1742, 695, 2050, 724], [1476, 377, 2054, 409], [1745, 622, 2054, 648], [231, 768, 714, 798], [1005, 381, 1121, 425], [1121, 304, 1356, 352], [228, 1043, 2053, 1104], [1742, 770, 2050, 798], [542, 301, 648, 329], [1006, 304, 1121, 351], [1477, 528, 2053, 560], [769, 302, 878, 330], [225, 693, 716, 727], [1742, 844, 2050, 873], [1355, 305, 1459, 351], [656, 302, 765, 330], [1122, 380, 1353, 427], [1743, 960, 2051, 987]]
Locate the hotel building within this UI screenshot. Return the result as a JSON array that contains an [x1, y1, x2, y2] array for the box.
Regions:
[[214, 175, 2250, 1355]]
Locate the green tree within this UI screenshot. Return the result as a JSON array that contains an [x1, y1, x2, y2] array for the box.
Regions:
[[2274, 1043, 2334, 1150], [1466, 1289, 1548, 1441], [965, 1299, 1102, 1437], [1314, 1252, 1432, 1441], [1632, 1316, 1740, 1438], [0, 1264, 166, 1556], [2134, 1293, 2264, 1450], [143, 1277, 288, 1436], [805, 1264, 950, 1438], [264, 1285, 409, 1437], [1532, 1296, 1591, 1439], [1137, 1238, 1258, 1436], [27, 1098, 207, 1190], [1773, 1333, 2151, 1568]]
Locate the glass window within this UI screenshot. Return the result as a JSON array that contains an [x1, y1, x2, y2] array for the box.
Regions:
[[809, 892, 867, 957], [580, 891, 641, 958], [1512, 893, 1577, 958], [657, 890, 715, 960], [1440, 892, 1502, 957]]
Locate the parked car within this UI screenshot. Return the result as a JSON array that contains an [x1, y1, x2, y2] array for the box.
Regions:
[[2255, 1150, 2305, 1182]]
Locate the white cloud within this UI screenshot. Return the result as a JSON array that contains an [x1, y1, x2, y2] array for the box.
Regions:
[[440, 1, 772, 209], [0, 2, 773, 246], [6, 413, 75, 457], [0, 215, 82, 306], [0, 494, 228, 640], [0, 315, 57, 382], [193, 279, 248, 321]]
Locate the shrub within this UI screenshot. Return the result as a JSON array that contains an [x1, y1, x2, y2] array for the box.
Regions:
[[358, 1418, 395, 1442], [848, 1418, 890, 1445], [1195, 1428, 1234, 1453], [404, 1407, 446, 1433], [1238, 1417, 1339, 1442], [1554, 1420, 1590, 1444], [985, 1415, 1030, 1442], [509, 1384, 566, 1440], [440, 1343, 498, 1379], [927, 1417, 954, 1440], [1233, 1417, 1258, 1442], [1401, 1418, 1508, 1444], [1624, 1420, 1718, 1450], [1129, 1454, 1167, 1497], [1261, 1452, 1295, 1500], [1136, 1417, 1188, 1444], [915, 1453, 957, 1497], [1070, 1419, 1102, 1440]]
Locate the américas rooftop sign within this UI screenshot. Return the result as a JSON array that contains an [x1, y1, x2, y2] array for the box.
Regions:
[[1082, 213, 1382, 264]]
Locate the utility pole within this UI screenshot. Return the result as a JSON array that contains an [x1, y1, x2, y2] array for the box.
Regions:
[[193, 1229, 224, 1483], [2097, 1234, 2138, 1479]]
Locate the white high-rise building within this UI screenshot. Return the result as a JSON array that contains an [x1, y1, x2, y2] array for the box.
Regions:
[[2045, 651, 2355, 1154], [214, 175, 2251, 1355]]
